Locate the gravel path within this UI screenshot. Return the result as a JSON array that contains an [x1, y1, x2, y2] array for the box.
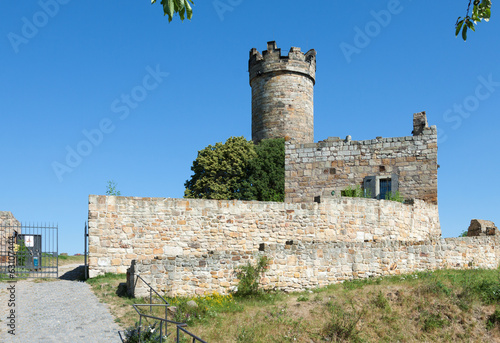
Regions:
[[0, 265, 123, 343]]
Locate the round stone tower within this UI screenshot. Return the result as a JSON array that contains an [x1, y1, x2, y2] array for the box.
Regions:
[[249, 41, 316, 144]]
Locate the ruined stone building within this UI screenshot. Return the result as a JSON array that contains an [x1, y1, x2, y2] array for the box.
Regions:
[[88, 42, 498, 297], [250, 41, 437, 205]]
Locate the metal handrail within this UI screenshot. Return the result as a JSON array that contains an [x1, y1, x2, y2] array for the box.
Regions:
[[132, 275, 170, 341], [126, 274, 207, 343], [133, 304, 186, 343], [134, 274, 169, 306], [132, 304, 182, 324], [177, 324, 208, 343]]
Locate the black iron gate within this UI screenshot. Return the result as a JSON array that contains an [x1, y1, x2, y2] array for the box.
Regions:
[[0, 223, 58, 278]]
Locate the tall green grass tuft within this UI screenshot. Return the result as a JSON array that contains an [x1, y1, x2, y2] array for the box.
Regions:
[[322, 300, 365, 342]]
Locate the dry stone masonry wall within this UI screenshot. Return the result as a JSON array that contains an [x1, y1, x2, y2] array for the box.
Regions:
[[130, 236, 500, 297], [88, 195, 440, 277]]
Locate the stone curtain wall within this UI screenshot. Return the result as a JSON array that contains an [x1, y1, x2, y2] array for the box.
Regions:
[[131, 236, 500, 297], [285, 126, 438, 204], [88, 195, 440, 277]]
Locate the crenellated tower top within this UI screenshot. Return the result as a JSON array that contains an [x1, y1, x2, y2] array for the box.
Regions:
[[249, 41, 317, 86], [249, 41, 317, 144]]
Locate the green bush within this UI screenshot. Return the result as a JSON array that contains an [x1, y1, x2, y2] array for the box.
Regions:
[[385, 190, 405, 203], [234, 256, 269, 297], [122, 322, 166, 343], [341, 185, 371, 198]]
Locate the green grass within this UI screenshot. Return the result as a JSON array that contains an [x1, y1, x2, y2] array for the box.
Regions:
[[88, 268, 500, 342], [57, 254, 85, 265]]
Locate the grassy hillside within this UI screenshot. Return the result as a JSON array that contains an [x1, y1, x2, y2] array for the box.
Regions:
[[88, 268, 500, 342], [57, 254, 84, 266]]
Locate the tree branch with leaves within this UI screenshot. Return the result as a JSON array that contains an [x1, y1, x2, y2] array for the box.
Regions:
[[151, 0, 194, 22], [456, 0, 492, 40]]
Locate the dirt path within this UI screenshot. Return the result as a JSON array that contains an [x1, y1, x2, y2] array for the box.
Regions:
[[0, 264, 123, 343]]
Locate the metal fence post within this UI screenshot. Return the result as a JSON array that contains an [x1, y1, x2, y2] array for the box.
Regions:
[[84, 222, 88, 280]]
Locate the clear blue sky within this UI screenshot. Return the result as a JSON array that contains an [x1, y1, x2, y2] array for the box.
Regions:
[[1, 1, 499, 255]]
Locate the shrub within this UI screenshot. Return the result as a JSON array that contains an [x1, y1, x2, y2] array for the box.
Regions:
[[122, 322, 166, 343], [459, 229, 468, 237], [341, 185, 370, 198], [385, 190, 405, 203], [234, 256, 269, 297]]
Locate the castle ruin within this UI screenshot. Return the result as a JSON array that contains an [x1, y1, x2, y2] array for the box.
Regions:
[[88, 42, 499, 297]]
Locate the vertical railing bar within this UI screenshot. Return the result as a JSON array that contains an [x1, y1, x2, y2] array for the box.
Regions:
[[45, 225, 47, 273], [56, 224, 59, 278], [138, 315, 142, 343], [41, 225, 43, 277], [84, 222, 88, 280], [48, 225, 50, 273], [130, 276, 207, 342], [165, 302, 168, 339], [41, 225, 43, 276]]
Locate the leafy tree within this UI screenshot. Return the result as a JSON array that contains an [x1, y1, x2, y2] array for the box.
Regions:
[[184, 137, 285, 201], [242, 138, 285, 202], [456, 0, 492, 40], [106, 180, 121, 196], [184, 136, 256, 200], [151, 0, 194, 22]]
